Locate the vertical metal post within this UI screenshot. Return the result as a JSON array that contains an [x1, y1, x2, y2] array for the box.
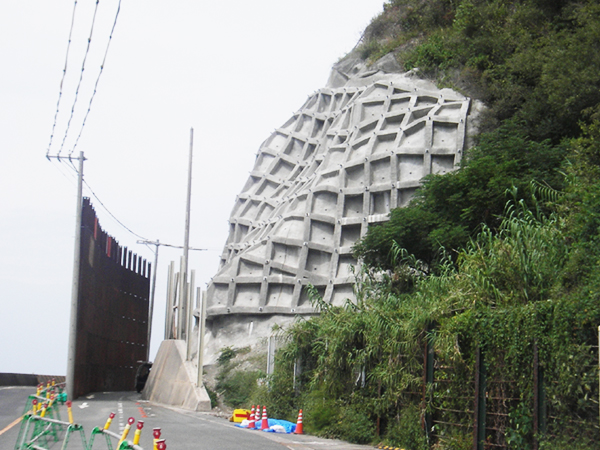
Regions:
[[293, 361, 297, 391], [177, 256, 185, 339], [172, 271, 180, 339], [267, 336, 274, 375], [66, 151, 85, 401], [197, 289, 207, 387], [533, 341, 539, 450], [165, 261, 175, 339], [146, 240, 159, 360], [164, 262, 171, 339], [533, 341, 546, 448], [186, 270, 195, 360], [424, 328, 435, 442], [473, 348, 486, 450]]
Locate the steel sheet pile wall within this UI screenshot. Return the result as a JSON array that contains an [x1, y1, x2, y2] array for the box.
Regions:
[[74, 198, 150, 397]]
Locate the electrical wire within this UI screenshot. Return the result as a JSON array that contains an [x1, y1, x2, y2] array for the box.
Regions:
[[57, 0, 101, 157], [68, 0, 122, 156], [48, 157, 79, 187], [85, 182, 216, 253], [83, 178, 149, 241], [43, 2, 214, 258], [155, 242, 209, 251], [46, 0, 79, 158]]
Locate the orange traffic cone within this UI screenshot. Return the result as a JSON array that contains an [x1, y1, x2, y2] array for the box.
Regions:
[[248, 406, 256, 429], [294, 409, 304, 434], [260, 406, 269, 430]]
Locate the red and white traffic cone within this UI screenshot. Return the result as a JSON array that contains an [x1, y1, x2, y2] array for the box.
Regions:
[[294, 409, 304, 434], [260, 406, 269, 430], [254, 405, 260, 429], [248, 406, 256, 429]]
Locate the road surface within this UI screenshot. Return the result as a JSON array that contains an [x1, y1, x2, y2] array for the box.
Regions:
[[0, 386, 374, 450]]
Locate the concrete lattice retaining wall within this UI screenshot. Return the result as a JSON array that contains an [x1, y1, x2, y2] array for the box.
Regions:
[[207, 57, 475, 322]]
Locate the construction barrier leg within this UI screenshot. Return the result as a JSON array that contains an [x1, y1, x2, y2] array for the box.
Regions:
[[88, 427, 114, 450], [14, 415, 32, 450], [60, 424, 87, 450], [15, 385, 160, 450], [17, 416, 61, 450]]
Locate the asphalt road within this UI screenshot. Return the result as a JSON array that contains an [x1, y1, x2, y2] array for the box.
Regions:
[[0, 386, 374, 450]]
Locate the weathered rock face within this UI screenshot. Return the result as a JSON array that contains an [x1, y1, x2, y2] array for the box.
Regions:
[[203, 56, 478, 360]]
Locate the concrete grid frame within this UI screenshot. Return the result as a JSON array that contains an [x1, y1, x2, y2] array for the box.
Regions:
[[207, 74, 471, 318]]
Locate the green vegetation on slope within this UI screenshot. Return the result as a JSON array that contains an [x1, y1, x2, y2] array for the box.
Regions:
[[360, 0, 600, 142], [233, 1, 600, 448], [351, 0, 600, 271], [264, 184, 600, 448], [214, 346, 267, 408], [354, 119, 567, 271]]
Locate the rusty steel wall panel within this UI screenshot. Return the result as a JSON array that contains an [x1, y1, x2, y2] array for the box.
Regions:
[[73, 198, 150, 397]]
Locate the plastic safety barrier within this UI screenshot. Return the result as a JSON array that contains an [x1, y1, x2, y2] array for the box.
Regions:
[[13, 384, 167, 450]]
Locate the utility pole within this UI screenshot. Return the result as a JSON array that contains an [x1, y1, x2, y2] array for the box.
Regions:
[[136, 239, 159, 360], [179, 128, 194, 340], [54, 151, 85, 401]]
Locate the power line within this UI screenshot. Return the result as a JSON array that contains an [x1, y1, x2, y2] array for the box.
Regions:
[[57, 0, 101, 157], [48, 156, 79, 186], [48, 156, 169, 255], [46, 0, 79, 158], [85, 182, 215, 254], [82, 178, 149, 241], [69, 0, 122, 157], [138, 240, 208, 252], [50, 156, 212, 255]]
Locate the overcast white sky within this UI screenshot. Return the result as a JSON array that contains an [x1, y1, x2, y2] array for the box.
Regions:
[[0, 0, 384, 376]]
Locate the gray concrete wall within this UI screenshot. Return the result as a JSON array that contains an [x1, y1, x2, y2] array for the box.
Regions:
[[142, 339, 211, 411], [0, 373, 65, 387]]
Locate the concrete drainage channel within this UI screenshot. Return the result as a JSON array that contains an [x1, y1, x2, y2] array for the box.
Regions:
[[13, 383, 166, 450]]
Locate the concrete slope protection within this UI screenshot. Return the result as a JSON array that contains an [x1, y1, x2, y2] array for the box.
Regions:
[[202, 55, 478, 358]]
